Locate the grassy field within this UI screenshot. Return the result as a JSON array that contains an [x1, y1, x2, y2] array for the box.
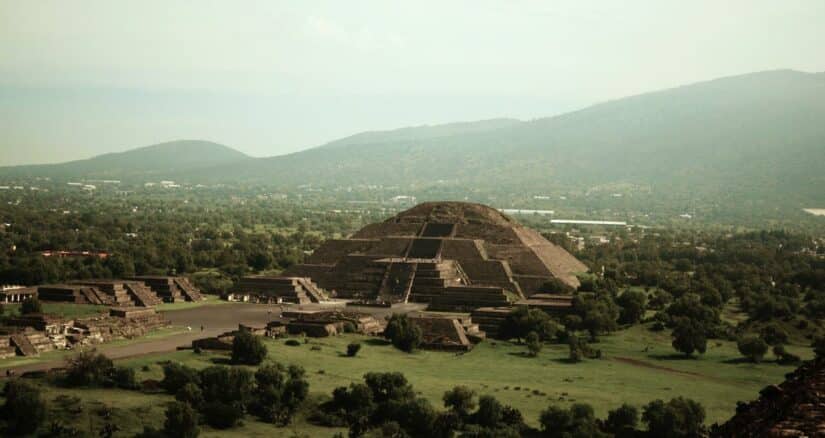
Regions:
[[2, 302, 109, 319], [84, 322, 812, 436]]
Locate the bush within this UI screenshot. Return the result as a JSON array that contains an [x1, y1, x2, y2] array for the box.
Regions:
[[21, 297, 42, 315], [250, 363, 309, 425], [113, 366, 139, 390], [443, 386, 477, 418], [383, 314, 423, 353], [202, 401, 244, 429], [525, 331, 542, 357], [64, 350, 115, 387], [342, 321, 357, 333], [176, 383, 204, 409], [346, 342, 362, 357], [285, 339, 301, 347], [2, 380, 47, 435], [164, 401, 199, 438], [737, 336, 769, 363], [642, 397, 705, 438], [231, 329, 268, 365], [161, 362, 200, 394], [617, 290, 647, 325], [539, 403, 604, 438], [500, 307, 559, 342]]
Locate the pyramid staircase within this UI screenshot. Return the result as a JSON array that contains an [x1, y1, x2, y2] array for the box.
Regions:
[[9, 333, 38, 356], [428, 285, 513, 312], [234, 277, 326, 304], [407, 260, 468, 303], [173, 277, 204, 301], [123, 282, 163, 307]]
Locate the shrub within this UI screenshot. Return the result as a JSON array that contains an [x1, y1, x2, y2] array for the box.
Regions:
[[113, 366, 139, 390], [383, 314, 423, 353], [2, 380, 47, 435], [161, 362, 200, 394], [525, 331, 542, 357], [737, 336, 769, 362], [21, 297, 42, 315], [443, 386, 477, 418], [64, 350, 115, 387], [285, 339, 301, 347], [176, 383, 204, 409], [231, 329, 268, 365], [164, 401, 199, 438], [540, 403, 604, 438], [346, 342, 362, 357], [342, 321, 357, 333], [202, 401, 244, 429]]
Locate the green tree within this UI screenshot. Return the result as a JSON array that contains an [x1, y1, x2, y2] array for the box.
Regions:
[[737, 336, 769, 363], [2, 380, 47, 435], [176, 383, 204, 409], [525, 331, 542, 357], [604, 403, 639, 437], [21, 297, 42, 314], [443, 386, 477, 418], [383, 314, 423, 353], [231, 329, 268, 365], [164, 401, 199, 438], [617, 289, 647, 324], [64, 350, 115, 387], [671, 318, 707, 357], [642, 397, 705, 438]]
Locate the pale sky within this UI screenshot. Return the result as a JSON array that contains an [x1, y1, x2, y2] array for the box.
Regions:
[[1, 1, 824, 165]]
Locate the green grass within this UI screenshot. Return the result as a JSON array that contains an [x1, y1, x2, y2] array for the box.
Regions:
[[115, 324, 812, 432], [3, 302, 109, 319], [6, 323, 810, 436]]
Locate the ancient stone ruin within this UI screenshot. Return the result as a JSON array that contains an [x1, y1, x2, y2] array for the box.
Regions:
[[712, 358, 825, 437], [228, 276, 327, 304], [284, 202, 587, 310], [0, 307, 169, 357], [408, 314, 485, 351], [69, 280, 163, 307], [128, 276, 204, 302]]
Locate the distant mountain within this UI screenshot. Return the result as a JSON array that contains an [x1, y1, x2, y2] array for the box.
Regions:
[[2, 70, 824, 208], [0, 140, 250, 179], [201, 70, 825, 206]]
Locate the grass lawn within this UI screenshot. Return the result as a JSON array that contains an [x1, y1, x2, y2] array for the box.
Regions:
[[110, 323, 812, 435], [2, 302, 109, 319]]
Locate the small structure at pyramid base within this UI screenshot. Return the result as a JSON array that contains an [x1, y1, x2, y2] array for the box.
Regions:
[[408, 314, 485, 351], [283, 202, 587, 311], [36, 284, 114, 305], [226, 276, 328, 304]]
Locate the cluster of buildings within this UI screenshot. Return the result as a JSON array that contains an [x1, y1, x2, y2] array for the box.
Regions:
[[0, 276, 204, 358]]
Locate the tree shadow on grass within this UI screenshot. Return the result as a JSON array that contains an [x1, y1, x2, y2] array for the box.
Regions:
[[550, 357, 581, 364], [364, 338, 391, 346], [721, 357, 755, 365], [209, 357, 233, 365]]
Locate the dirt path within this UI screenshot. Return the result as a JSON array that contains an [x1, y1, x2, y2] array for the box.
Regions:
[[612, 356, 721, 382]]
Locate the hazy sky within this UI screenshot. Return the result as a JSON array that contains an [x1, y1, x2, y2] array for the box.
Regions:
[[1, 1, 824, 165]]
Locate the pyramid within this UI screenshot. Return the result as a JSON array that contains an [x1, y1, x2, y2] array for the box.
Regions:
[[283, 202, 587, 308]]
